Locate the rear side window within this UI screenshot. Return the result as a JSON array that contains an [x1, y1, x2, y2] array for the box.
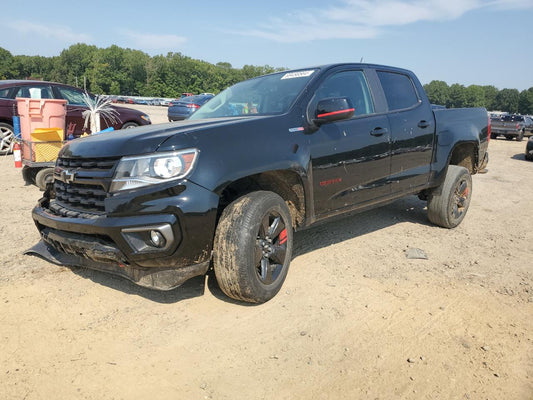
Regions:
[[377, 71, 419, 111], [14, 85, 54, 99], [0, 88, 10, 98]]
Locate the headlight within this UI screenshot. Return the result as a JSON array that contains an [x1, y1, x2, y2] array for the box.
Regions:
[[141, 114, 151, 123], [110, 149, 198, 192]]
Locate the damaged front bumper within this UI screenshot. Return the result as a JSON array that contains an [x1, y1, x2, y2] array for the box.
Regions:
[[25, 240, 209, 291], [28, 179, 219, 290]]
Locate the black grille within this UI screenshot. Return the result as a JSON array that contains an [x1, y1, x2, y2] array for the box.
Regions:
[[54, 181, 107, 213], [56, 157, 117, 170], [51, 156, 120, 215]]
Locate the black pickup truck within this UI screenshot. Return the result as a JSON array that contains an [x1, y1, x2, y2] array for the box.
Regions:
[[28, 63, 490, 303]]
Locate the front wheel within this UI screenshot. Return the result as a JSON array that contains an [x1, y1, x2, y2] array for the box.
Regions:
[[427, 165, 472, 228], [213, 191, 293, 303]]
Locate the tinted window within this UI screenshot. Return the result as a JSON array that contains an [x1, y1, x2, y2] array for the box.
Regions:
[[56, 86, 91, 105], [377, 71, 419, 111], [14, 85, 54, 99], [0, 88, 10, 98], [312, 70, 374, 116], [183, 95, 212, 104]]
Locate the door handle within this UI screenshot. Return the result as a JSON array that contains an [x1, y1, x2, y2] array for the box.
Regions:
[[370, 127, 388, 136], [418, 120, 430, 129]]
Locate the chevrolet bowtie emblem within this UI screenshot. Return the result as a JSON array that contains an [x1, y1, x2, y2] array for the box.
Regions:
[[62, 169, 76, 183]]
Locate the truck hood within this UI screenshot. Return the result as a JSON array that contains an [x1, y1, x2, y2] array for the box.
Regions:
[[59, 117, 268, 158]]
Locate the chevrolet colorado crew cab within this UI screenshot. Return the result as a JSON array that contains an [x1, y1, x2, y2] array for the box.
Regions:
[[29, 63, 490, 303]]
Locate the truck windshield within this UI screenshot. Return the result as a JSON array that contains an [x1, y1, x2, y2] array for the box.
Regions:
[[189, 69, 317, 119]]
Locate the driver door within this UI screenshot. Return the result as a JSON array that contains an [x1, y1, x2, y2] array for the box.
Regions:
[[309, 70, 392, 216]]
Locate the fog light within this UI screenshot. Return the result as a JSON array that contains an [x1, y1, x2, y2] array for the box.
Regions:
[[121, 223, 176, 253], [150, 230, 166, 248]]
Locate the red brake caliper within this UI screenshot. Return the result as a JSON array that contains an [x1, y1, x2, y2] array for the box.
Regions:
[[279, 228, 287, 245]]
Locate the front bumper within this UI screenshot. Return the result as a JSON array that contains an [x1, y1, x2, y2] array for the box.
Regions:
[[25, 240, 210, 290], [29, 179, 219, 290]]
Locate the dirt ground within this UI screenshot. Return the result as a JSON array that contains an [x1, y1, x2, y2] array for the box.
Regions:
[[1, 108, 532, 400]]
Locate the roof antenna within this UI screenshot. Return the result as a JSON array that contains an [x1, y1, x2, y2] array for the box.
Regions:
[[360, 57, 364, 63]]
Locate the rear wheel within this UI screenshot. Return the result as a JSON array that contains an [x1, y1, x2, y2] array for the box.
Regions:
[[427, 165, 472, 228], [121, 122, 138, 129], [213, 191, 293, 303], [0, 122, 15, 154]]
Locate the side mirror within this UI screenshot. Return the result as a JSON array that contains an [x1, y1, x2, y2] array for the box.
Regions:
[[313, 97, 355, 126]]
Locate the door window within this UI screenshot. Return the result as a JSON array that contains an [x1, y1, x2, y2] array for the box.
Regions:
[[56, 86, 90, 106], [312, 70, 374, 117], [377, 71, 420, 111]]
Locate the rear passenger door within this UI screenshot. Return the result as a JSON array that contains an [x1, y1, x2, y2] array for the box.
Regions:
[[376, 70, 435, 193], [309, 69, 392, 216]]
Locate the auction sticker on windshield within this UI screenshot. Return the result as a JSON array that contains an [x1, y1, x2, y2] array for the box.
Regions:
[[281, 70, 315, 80]]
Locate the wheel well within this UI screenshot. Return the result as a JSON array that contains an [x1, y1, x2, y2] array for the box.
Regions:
[[218, 170, 306, 228], [449, 143, 476, 173], [0, 118, 14, 128]]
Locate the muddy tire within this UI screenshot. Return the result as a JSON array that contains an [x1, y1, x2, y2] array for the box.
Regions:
[[427, 165, 472, 229], [213, 191, 293, 303]]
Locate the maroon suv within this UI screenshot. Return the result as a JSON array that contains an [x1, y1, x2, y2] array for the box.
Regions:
[[0, 80, 151, 153]]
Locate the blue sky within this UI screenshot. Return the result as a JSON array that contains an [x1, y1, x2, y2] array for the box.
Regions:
[[2, 0, 532, 90]]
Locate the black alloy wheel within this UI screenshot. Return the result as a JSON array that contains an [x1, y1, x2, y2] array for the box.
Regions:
[[255, 212, 289, 285]]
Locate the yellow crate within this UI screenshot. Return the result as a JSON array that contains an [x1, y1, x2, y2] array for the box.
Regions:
[[31, 141, 63, 162], [29, 128, 65, 162], [31, 128, 64, 142]]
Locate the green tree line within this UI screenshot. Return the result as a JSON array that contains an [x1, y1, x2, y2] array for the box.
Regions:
[[424, 80, 533, 115], [1, 44, 532, 114], [0, 44, 284, 98]]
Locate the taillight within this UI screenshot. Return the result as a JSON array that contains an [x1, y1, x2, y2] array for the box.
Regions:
[[187, 104, 200, 109], [516, 123, 520, 129]]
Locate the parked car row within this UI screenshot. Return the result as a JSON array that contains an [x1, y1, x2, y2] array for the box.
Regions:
[[109, 96, 171, 106]]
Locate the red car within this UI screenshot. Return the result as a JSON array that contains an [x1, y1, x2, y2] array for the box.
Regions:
[[0, 80, 151, 153]]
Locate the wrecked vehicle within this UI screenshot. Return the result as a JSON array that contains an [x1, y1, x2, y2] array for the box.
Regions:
[[28, 63, 490, 303]]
